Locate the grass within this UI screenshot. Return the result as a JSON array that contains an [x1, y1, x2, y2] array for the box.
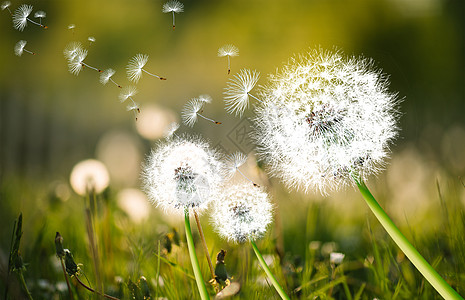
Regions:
[[0, 174, 464, 299]]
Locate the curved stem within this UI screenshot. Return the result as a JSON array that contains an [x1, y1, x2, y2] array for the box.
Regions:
[[60, 258, 73, 300], [192, 210, 216, 282], [17, 271, 33, 300], [250, 239, 290, 300], [354, 178, 463, 300], [184, 209, 210, 300], [74, 275, 119, 300]]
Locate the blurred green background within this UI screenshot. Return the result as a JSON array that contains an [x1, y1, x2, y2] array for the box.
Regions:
[[0, 0, 464, 298]]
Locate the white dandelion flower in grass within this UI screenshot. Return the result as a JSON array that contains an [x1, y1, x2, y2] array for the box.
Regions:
[[12, 4, 47, 31], [34, 10, 46, 25], [224, 69, 261, 116], [14, 40, 35, 56], [211, 183, 272, 243], [253, 48, 399, 194], [142, 135, 224, 214], [162, 0, 183, 30], [218, 44, 239, 74], [126, 54, 166, 83], [1, 1, 12, 14], [181, 97, 222, 127], [100, 68, 122, 88]]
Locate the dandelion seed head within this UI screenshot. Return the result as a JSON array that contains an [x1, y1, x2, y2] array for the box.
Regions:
[[88, 36, 96, 43], [70, 159, 110, 196], [34, 10, 46, 18], [224, 152, 247, 179], [253, 48, 399, 194], [67, 24, 75, 30], [211, 183, 273, 243], [142, 135, 224, 214], [1, 1, 11, 10], [218, 44, 239, 57], [330, 252, 345, 265], [119, 86, 138, 103], [181, 98, 203, 127], [224, 69, 260, 116], [198, 94, 212, 104], [14, 40, 27, 56], [162, 0, 184, 13], [63, 42, 84, 61], [127, 54, 148, 83], [126, 102, 140, 112], [12, 4, 32, 31], [67, 47, 88, 76], [100, 68, 116, 85]]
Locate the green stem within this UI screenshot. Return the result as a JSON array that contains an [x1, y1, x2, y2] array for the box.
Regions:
[[184, 209, 210, 300], [17, 270, 33, 300], [354, 178, 463, 300], [250, 239, 290, 300]]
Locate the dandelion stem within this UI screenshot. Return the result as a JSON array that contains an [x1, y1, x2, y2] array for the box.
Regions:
[[248, 93, 264, 104], [172, 12, 175, 29], [82, 62, 102, 73], [250, 239, 290, 300], [192, 210, 217, 290], [142, 68, 166, 80], [26, 17, 47, 28], [17, 270, 33, 300], [24, 49, 35, 55], [227, 56, 231, 74], [354, 178, 463, 300], [110, 78, 122, 88], [74, 275, 120, 300], [184, 209, 210, 300], [60, 257, 73, 300], [197, 113, 222, 125], [155, 240, 161, 299], [236, 168, 259, 187]]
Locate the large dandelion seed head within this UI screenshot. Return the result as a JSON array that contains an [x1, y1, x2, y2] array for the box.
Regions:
[[218, 44, 239, 57], [162, 0, 184, 13], [126, 54, 149, 83], [224, 69, 260, 116], [253, 48, 400, 194], [142, 135, 224, 214], [14, 40, 27, 56], [12, 4, 32, 31], [211, 183, 273, 243]]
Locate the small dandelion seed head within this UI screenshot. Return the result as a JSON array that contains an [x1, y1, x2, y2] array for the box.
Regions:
[[67, 48, 88, 76], [330, 252, 345, 265], [224, 69, 260, 116], [12, 4, 33, 31], [142, 135, 224, 214], [34, 10, 46, 18], [88, 36, 96, 43], [1, 1, 11, 10], [164, 122, 180, 139], [224, 152, 247, 179], [181, 98, 203, 127], [127, 54, 149, 83], [211, 183, 273, 243], [119, 86, 138, 103], [14, 40, 27, 56], [162, 0, 184, 13], [67, 24, 75, 30], [198, 94, 212, 104], [63, 42, 84, 61], [253, 48, 400, 194], [126, 102, 140, 112], [100, 68, 116, 85], [218, 44, 239, 57]]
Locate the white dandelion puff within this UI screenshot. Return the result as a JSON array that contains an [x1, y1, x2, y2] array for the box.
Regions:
[[211, 183, 272, 243], [12, 4, 47, 30], [69, 159, 110, 196], [224, 152, 259, 186], [67, 24, 75, 30], [1, 1, 12, 14], [162, 0, 184, 30], [224, 69, 261, 116], [100, 68, 122, 88], [64, 42, 102, 74], [164, 122, 180, 139], [181, 97, 221, 127], [14, 40, 35, 56], [63, 42, 83, 61], [119, 86, 140, 120], [142, 135, 224, 214], [126, 54, 166, 83], [330, 252, 345, 265], [253, 48, 400, 194], [198, 94, 212, 104], [34, 10, 45, 25], [218, 44, 239, 74]]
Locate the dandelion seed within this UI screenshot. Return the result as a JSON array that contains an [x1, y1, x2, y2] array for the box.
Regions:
[[67, 23, 75, 35], [198, 94, 212, 104], [119, 86, 140, 120], [63, 42, 82, 61], [162, 0, 183, 30], [126, 54, 166, 83], [218, 44, 239, 74], [224, 69, 261, 116], [14, 40, 35, 56], [88, 36, 96, 45], [142, 135, 224, 214], [1, 1, 12, 14], [12, 4, 47, 31], [164, 122, 180, 139], [181, 97, 221, 127], [100, 68, 122, 88], [34, 10, 46, 25], [253, 48, 399, 193], [224, 152, 259, 187], [211, 183, 272, 243], [64, 42, 102, 74]]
